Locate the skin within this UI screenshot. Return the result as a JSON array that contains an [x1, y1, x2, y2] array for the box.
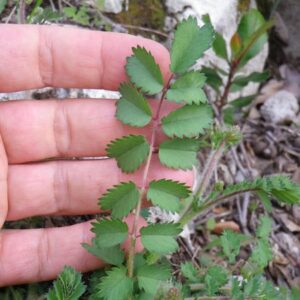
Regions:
[[0, 25, 193, 286]]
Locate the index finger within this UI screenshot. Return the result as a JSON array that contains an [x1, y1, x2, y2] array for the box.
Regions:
[[0, 25, 170, 92]]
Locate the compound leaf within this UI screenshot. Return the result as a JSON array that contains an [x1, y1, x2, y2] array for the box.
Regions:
[[47, 266, 86, 300], [91, 219, 128, 248], [147, 179, 191, 212], [137, 264, 171, 295], [159, 138, 202, 170], [106, 135, 150, 173], [251, 239, 273, 268], [126, 46, 163, 94], [166, 71, 207, 104], [181, 262, 199, 283], [82, 242, 124, 266], [221, 230, 247, 264], [162, 104, 213, 138], [99, 181, 139, 219], [116, 83, 152, 127], [256, 216, 272, 240], [141, 223, 181, 254], [170, 16, 215, 73], [98, 266, 134, 300], [204, 266, 228, 296], [212, 32, 228, 61]]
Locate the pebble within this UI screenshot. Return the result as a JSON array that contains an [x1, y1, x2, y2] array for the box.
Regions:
[[260, 90, 299, 124]]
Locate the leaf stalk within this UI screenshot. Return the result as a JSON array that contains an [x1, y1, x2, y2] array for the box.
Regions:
[[179, 142, 226, 226], [127, 74, 174, 278]]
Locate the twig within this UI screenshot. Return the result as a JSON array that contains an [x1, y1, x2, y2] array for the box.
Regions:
[[48, 0, 56, 10], [121, 24, 169, 38], [237, 193, 250, 234], [18, 0, 26, 24], [5, 5, 17, 24], [230, 147, 249, 179], [96, 10, 127, 33], [57, 0, 63, 12]]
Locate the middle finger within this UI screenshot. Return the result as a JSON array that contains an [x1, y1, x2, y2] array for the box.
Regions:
[[7, 156, 193, 220], [0, 99, 176, 164]]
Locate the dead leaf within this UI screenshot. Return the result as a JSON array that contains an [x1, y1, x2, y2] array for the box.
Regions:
[[212, 221, 240, 234]]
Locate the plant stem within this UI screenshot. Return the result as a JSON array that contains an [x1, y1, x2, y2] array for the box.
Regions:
[[179, 142, 226, 226], [127, 75, 174, 278], [218, 63, 237, 109], [185, 296, 230, 300], [189, 284, 231, 294]]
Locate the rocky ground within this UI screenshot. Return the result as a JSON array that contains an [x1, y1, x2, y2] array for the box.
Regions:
[[1, 0, 300, 297]]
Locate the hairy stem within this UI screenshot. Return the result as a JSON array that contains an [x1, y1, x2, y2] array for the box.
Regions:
[[127, 75, 174, 278], [179, 142, 226, 225], [189, 284, 231, 293]]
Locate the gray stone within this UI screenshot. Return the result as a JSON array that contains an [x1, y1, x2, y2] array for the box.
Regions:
[[278, 0, 300, 62], [260, 90, 299, 124], [103, 0, 124, 14]]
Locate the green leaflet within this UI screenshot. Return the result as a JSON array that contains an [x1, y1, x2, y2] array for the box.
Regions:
[[126, 46, 163, 94], [116, 83, 152, 127], [204, 266, 228, 296], [162, 104, 213, 138], [221, 230, 248, 264], [170, 16, 215, 73], [230, 94, 256, 108], [201, 66, 223, 92], [137, 264, 171, 295], [212, 32, 228, 61], [147, 179, 191, 212], [91, 219, 128, 248], [236, 9, 269, 66], [256, 190, 272, 212], [230, 71, 269, 92], [47, 266, 86, 300], [98, 266, 134, 300], [159, 138, 202, 170], [181, 262, 199, 283], [99, 181, 139, 219], [256, 216, 272, 240], [141, 223, 181, 254], [251, 239, 273, 268], [82, 242, 124, 266], [106, 135, 150, 173], [166, 71, 207, 104]]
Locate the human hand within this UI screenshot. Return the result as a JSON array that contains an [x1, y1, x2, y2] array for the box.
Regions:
[[0, 25, 193, 286]]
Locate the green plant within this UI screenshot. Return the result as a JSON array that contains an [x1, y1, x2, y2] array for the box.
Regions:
[[45, 11, 300, 300], [178, 215, 300, 299], [203, 9, 273, 123]]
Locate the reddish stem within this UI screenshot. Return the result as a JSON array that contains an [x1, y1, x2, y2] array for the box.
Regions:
[[127, 74, 174, 278]]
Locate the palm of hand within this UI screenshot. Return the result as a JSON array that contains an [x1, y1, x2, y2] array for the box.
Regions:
[[0, 25, 192, 286]]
